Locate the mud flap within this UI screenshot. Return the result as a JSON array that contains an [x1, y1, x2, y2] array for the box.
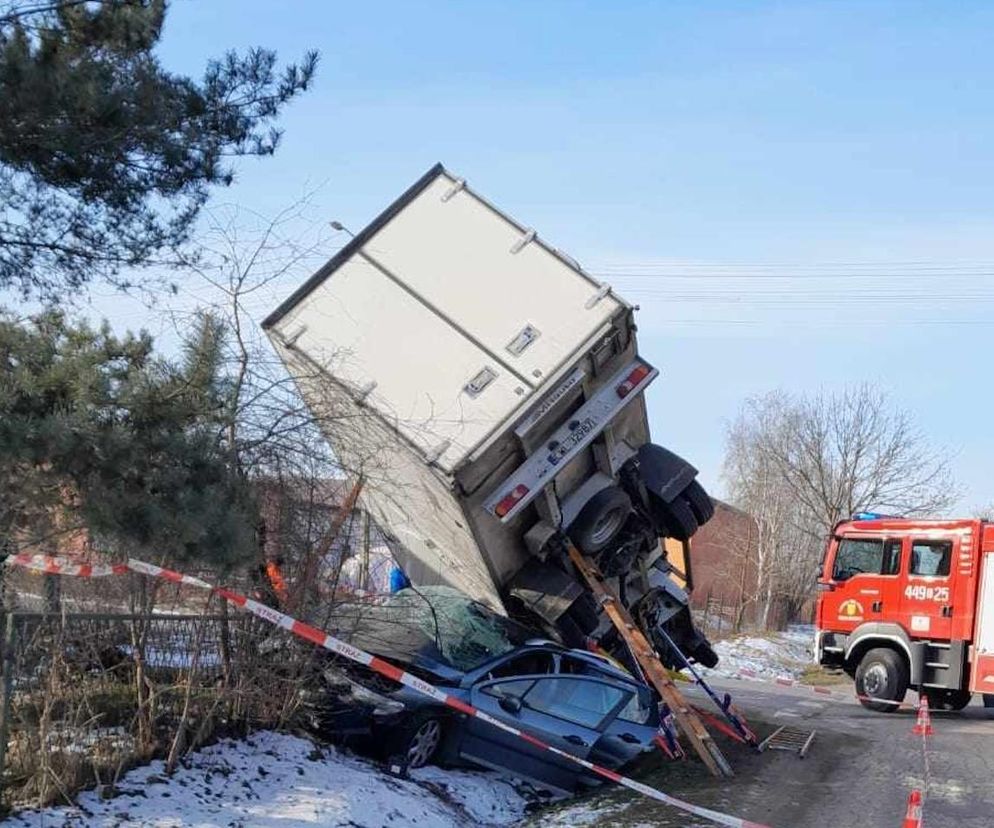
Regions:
[[636, 444, 698, 504]]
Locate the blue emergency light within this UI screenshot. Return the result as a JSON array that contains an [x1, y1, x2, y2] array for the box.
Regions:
[[851, 512, 902, 521]]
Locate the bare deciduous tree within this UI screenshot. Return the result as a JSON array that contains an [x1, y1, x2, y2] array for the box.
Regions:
[[723, 386, 959, 628]]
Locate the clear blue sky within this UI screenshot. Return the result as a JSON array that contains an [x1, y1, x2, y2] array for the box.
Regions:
[[148, 0, 994, 509]]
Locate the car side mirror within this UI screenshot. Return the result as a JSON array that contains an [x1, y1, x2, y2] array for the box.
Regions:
[[498, 695, 522, 714]]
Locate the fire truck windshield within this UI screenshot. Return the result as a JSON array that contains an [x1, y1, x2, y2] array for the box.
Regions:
[[832, 537, 902, 580]]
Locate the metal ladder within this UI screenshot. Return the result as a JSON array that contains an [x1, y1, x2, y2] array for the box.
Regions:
[[566, 544, 734, 778]]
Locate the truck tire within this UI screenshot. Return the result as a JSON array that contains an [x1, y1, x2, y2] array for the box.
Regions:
[[855, 648, 908, 713], [568, 486, 632, 554], [652, 497, 698, 541], [682, 480, 715, 525], [933, 689, 972, 711], [691, 640, 719, 669]]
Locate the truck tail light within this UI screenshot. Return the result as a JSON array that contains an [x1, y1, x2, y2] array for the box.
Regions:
[[616, 364, 651, 398], [494, 484, 529, 517]]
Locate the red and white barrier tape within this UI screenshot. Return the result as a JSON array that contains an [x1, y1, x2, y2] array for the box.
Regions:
[[730, 667, 849, 700], [7, 553, 129, 579], [716, 666, 926, 712], [4, 554, 772, 828]]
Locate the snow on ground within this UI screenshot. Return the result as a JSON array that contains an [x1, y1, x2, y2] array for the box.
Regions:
[[699, 624, 817, 682], [5, 732, 529, 828]]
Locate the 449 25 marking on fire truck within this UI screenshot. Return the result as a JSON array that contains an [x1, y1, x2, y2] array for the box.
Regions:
[[904, 585, 950, 602]]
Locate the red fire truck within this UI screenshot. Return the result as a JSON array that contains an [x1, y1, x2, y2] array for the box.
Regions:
[[816, 514, 994, 712]]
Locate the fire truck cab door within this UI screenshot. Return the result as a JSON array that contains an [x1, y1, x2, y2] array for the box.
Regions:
[[898, 535, 957, 641], [825, 535, 903, 630]]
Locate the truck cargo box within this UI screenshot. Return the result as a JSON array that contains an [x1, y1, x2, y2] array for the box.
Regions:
[[265, 164, 717, 670]]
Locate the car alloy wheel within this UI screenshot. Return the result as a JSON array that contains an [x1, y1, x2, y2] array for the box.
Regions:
[[406, 718, 442, 768]]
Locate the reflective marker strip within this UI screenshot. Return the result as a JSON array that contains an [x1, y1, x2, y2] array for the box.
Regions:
[[2, 554, 770, 828]]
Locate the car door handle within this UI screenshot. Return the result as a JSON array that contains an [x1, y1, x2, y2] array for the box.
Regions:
[[619, 733, 640, 744], [564, 734, 587, 746]]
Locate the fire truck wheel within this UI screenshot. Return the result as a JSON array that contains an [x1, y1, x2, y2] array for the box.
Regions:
[[855, 648, 908, 713], [568, 486, 632, 554], [682, 480, 715, 525], [933, 689, 972, 711]]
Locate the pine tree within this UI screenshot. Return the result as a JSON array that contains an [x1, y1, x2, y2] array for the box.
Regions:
[[0, 309, 256, 568], [0, 0, 318, 298]]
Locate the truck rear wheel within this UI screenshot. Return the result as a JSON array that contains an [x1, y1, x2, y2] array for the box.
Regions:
[[568, 486, 632, 554], [855, 648, 908, 713], [682, 480, 715, 525], [652, 497, 698, 541], [933, 689, 972, 711]]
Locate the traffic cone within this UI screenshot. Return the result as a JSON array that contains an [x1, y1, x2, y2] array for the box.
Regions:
[[913, 695, 933, 736], [901, 789, 923, 827]]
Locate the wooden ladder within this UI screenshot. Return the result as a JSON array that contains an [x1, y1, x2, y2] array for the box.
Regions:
[[566, 544, 734, 778]]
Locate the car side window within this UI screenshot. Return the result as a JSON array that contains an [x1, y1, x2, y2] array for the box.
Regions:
[[616, 687, 654, 725], [486, 651, 555, 680], [522, 677, 630, 729], [910, 541, 952, 577], [482, 679, 534, 701], [556, 654, 615, 675]]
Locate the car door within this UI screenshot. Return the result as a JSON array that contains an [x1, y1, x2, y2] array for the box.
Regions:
[[589, 683, 659, 768], [460, 675, 633, 792], [555, 653, 659, 769]]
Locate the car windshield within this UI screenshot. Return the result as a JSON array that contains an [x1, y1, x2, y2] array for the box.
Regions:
[[328, 586, 535, 672]]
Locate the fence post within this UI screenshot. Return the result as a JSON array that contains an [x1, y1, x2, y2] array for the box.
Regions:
[[0, 613, 16, 807]]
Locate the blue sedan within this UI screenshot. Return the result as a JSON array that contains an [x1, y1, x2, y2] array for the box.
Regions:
[[302, 587, 661, 793]]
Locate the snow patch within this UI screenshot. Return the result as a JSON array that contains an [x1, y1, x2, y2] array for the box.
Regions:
[[700, 624, 816, 682], [6, 731, 529, 828]]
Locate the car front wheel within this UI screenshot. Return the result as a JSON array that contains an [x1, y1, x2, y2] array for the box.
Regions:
[[393, 716, 444, 769]]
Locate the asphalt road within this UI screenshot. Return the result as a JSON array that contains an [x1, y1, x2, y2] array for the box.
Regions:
[[528, 677, 994, 828]]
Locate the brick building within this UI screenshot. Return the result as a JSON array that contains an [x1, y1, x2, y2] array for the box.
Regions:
[[687, 499, 760, 631]]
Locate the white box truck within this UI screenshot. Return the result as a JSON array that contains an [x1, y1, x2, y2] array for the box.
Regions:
[[263, 164, 718, 669]]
